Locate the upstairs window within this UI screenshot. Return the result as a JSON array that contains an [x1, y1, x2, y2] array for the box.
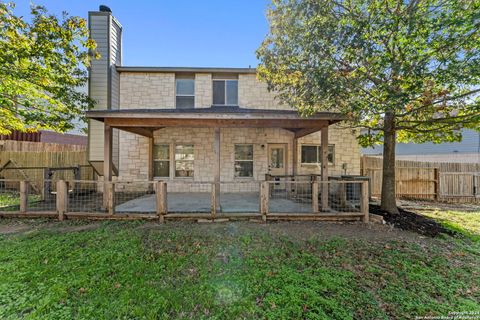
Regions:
[[176, 78, 194, 109], [301, 145, 335, 165], [213, 80, 238, 105]]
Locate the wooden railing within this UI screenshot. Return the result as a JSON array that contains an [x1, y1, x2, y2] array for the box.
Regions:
[[0, 179, 369, 222]]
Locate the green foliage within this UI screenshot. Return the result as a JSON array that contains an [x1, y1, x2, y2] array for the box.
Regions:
[[0, 191, 39, 211], [421, 209, 480, 242], [257, 0, 480, 146], [0, 2, 97, 135], [0, 221, 478, 319]]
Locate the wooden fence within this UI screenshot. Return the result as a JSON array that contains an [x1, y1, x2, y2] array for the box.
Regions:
[[0, 140, 86, 152], [0, 179, 369, 222], [361, 156, 480, 203], [0, 151, 93, 183]]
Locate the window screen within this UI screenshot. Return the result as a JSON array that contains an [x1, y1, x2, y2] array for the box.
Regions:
[[176, 78, 194, 108], [234, 144, 253, 177], [301, 145, 335, 165], [153, 144, 170, 177], [213, 79, 238, 105]]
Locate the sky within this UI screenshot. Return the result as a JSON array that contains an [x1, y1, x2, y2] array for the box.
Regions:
[[12, 0, 271, 68]]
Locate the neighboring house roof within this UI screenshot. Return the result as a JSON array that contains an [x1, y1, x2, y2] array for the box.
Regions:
[[0, 130, 87, 146], [362, 129, 480, 155], [115, 66, 257, 74]]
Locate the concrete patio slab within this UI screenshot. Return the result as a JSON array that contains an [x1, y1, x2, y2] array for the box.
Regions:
[[115, 192, 312, 214]]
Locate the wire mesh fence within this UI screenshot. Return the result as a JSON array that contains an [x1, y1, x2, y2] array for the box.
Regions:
[[325, 181, 363, 213], [67, 180, 105, 213], [114, 181, 155, 214], [0, 178, 368, 218], [28, 180, 56, 212], [166, 180, 213, 213], [0, 180, 21, 212], [268, 181, 313, 214], [219, 181, 261, 214]]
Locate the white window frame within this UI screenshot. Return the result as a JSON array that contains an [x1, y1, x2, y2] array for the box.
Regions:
[[174, 144, 195, 178], [212, 79, 238, 106], [234, 144, 254, 178], [153, 144, 170, 178], [300, 144, 335, 166], [175, 78, 195, 109]]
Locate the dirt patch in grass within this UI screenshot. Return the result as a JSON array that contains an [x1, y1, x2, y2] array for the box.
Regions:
[[0, 223, 32, 235], [140, 220, 432, 246], [46, 221, 102, 233], [370, 204, 455, 237]]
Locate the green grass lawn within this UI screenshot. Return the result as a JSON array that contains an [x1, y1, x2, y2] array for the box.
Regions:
[[0, 192, 40, 210], [420, 209, 480, 242], [0, 218, 479, 319]]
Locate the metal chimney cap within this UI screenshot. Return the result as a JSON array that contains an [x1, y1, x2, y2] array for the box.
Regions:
[[99, 5, 112, 13]]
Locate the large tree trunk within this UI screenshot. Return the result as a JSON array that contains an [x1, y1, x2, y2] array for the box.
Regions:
[[381, 111, 399, 214]]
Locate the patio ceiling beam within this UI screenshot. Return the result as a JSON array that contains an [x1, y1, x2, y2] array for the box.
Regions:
[[110, 126, 156, 138], [293, 127, 325, 139], [104, 118, 330, 129]]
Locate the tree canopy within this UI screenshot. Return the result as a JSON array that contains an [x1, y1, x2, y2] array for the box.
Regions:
[[257, 0, 480, 213], [0, 3, 97, 135]]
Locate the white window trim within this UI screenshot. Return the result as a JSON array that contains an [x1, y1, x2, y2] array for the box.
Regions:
[[300, 144, 335, 166], [174, 143, 195, 179], [153, 144, 170, 178], [234, 143, 254, 179], [212, 79, 238, 106], [175, 78, 195, 108]]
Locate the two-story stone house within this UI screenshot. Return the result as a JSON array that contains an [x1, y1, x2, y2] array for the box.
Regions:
[[86, 6, 361, 193]]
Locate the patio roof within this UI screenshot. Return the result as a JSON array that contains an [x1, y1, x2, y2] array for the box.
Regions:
[[87, 106, 346, 138], [93, 106, 335, 210]]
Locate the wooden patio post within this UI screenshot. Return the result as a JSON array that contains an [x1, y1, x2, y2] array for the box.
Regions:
[[321, 126, 329, 211], [156, 181, 167, 223], [103, 124, 113, 209], [104, 124, 113, 182], [148, 137, 154, 181], [292, 137, 298, 176], [19, 181, 28, 214], [213, 127, 220, 213], [56, 180, 68, 221]]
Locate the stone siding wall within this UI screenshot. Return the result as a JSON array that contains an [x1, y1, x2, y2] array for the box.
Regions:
[[120, 72, 175, 108], [118, 127, 360, 189], [194, 73, 212, 108], [238, 74, 291, 110], [117, 71, 361, 191]]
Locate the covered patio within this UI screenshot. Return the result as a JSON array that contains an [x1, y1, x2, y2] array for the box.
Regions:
[[85, 107, 369, 222], [115, 191, 311, 214]]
